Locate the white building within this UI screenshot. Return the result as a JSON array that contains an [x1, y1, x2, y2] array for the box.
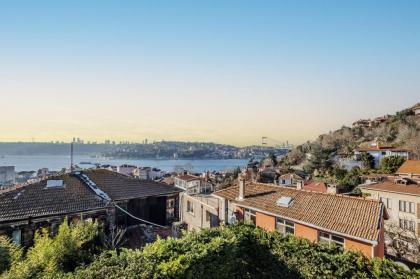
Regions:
[[180, 194, 220, 230], [116, 165, 137, 177], [359, 161, 420, 239], [134, 167, 163, 181], [174, 172, 213, 194], [0, 166, 16, 187], [354, 142, 409, 168]]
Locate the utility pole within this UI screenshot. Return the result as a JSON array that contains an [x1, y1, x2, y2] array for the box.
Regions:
[[70, 141, 74, 173]]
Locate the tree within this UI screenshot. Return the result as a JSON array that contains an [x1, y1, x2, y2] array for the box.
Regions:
[[360, 153, 375, 170], [380, 156, 406, 174]]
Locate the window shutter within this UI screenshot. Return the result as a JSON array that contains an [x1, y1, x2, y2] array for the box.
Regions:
[[417, 203, 420, 219], [418, 223, 420, 238]]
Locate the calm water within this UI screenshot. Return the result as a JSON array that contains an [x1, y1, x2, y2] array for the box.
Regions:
[[0, 155, 248, 173]]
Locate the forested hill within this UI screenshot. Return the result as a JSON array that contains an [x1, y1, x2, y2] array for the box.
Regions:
[[282, 103, 420, 170]]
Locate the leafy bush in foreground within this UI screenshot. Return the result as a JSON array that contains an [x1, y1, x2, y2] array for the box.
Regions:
[[1, 222, 420, 279]]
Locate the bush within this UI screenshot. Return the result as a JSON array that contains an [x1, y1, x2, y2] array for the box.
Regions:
[[2, 222, 419, 279], [380, 156, 406, 174], [1, 219, 101, 279], [0, 236, 23, 274]]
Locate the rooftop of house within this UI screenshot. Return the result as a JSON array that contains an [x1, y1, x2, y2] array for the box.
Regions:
[[354, 145, 408, 152], [0, 169, 182, 223], [360, 176, 420, 196], [279, 173, 304, 180], [396, 160, 420, 176], [302, 181, 328, 193], [0, 174, 106, 223], [214, 182, 384, 242]]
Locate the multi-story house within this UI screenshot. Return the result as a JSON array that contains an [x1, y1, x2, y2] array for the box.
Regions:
[[360, 160, 420, 238], [174, 172, 213, 194], [180, 193, 220, 231], [0, 169, 181, 246], [214, 176, 386, 258], [354, 142, 409, 168]]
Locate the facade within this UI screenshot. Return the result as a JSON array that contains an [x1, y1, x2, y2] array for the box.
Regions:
[[277, 173, 304, 187], [360, 160, 420, 238], [180, 193, 220, 231], [0, 166, 16, 188], [411, 103, 420, 115], [0, 169, 181, 246], [116, 164, 137, 176], [134, 167, 163, 181], [354, 143, 409, 168], [214, 177, 386, 258], [174, 172, 213, 194]]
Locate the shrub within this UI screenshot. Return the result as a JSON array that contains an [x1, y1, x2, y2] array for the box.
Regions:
[[380, 156, 405, 174]]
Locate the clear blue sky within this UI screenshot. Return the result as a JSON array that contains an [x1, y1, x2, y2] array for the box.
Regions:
[[1, 1, 419, 145]]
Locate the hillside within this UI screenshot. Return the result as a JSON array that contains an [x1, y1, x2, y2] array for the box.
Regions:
[[281, 103, 420, 173]]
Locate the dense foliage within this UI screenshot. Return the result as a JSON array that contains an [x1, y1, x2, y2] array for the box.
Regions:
[[1, 222, 420, 279], [1, 219, 101, 279], [379, 156, 406, 174]]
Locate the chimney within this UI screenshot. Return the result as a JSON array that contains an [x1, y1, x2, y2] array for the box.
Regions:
[[296, 180, 303, 190], [183, 170, 187, 176], [237, 174, 245, 201]]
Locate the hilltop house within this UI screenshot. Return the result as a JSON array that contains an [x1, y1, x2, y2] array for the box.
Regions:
[[0, 169, 181, 246], [411, 103, 420, 115], [354, 142, 409, 168], [277, 173, 305, 187], [213, 176, 386, 258]]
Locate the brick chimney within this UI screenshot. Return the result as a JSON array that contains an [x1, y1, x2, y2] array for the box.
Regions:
[[237, 174, 245, 201]]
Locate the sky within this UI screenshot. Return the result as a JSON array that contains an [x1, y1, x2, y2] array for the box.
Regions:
[[0, 1, 419, 146]]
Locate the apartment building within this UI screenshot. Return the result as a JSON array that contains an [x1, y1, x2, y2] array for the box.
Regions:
[[360, 160, 420, 238], [214, 176, 386, 258]]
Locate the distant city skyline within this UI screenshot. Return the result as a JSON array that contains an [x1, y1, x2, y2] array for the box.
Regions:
[[1, 1, 419, 146]]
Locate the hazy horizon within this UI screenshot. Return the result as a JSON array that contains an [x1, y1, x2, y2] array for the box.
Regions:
[[1, 1, 419, 146]]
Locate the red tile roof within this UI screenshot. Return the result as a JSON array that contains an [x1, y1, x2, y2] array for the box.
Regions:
[[397, 160, 420, 175], [360, 176, 420, 196], [214, 182, 383, 242], [303, 181, 328, 193], [177, 174, 201, 182]]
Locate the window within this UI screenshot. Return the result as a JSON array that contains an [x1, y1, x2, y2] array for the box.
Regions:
[[318, 231, 344, 247], [12, 229, 21, 245], [244, 208, 256, 225], [379, 197, 392, 209], [399, 200, 415, 213], [167, 198, 175, 219], [187, 200, 194, 214], [399, 219, 415, 232], [276, 217, 295, 235]]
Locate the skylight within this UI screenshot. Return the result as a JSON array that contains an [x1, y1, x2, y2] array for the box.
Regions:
[[46, 180, 64, 188], [276, 196, 294, 207]]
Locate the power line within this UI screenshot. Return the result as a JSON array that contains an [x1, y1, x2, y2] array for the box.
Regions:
[[113, 203, 168, 229]]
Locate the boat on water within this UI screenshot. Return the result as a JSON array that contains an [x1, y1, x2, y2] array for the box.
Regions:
[[79, 161, 93, 165]]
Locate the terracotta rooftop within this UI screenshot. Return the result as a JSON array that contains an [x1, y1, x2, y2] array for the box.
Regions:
[[302, 181, 328, 193], [360, 176, 420, 196], [396, 160, 420, 175], [0, 169, 182, 223], [214, 182, 383, 242]]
